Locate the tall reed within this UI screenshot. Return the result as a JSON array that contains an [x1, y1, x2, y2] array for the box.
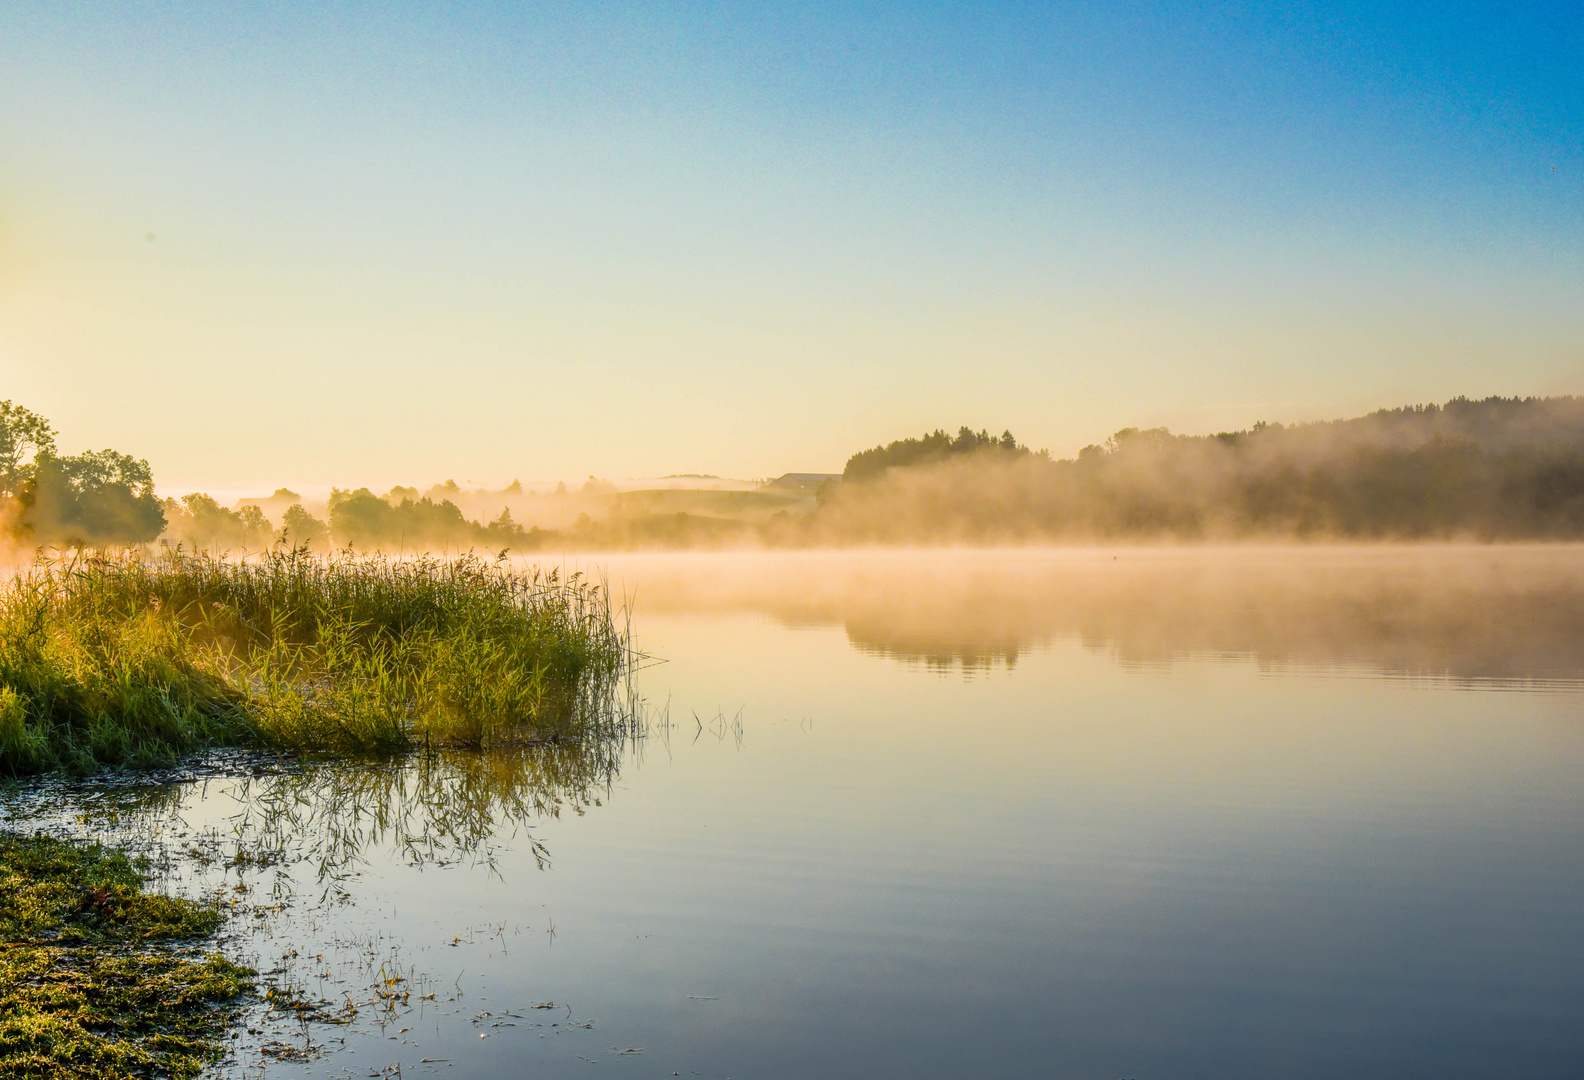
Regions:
[[0, 547, 627, 775]]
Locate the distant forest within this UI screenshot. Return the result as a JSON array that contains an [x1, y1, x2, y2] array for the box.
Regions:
[[8, 396, 1584, 550], [842, 427, 1033, 481], [816, 398, 1584, 541]]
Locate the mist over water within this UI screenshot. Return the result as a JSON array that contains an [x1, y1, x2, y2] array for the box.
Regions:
[[6, 545, 1584, 1079], [587, 545, 1584, 684], [8, 0, 1584, 1070]]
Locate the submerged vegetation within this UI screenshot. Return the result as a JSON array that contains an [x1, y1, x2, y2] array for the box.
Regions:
[[0, 548, 627, 777], [0, 832, 252, 1079]]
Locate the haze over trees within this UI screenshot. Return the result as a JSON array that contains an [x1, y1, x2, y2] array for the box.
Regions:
[[0, 400, 164, 547], [159, 493, 273, 550], [841, 428, 1035, 482], [9, 395, 1584, 551], [326, 487, 535, 551], [815, 397, 1584, 541]]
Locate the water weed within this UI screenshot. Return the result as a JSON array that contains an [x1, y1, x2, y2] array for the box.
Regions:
[[0, 548, 627, 775], [0, 832, 253, 1079]]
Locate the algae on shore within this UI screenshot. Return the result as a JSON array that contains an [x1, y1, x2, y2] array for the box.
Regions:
[[0, 831, 253, 1079]]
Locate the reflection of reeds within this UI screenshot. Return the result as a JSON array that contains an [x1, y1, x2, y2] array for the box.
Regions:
[[0, 547, 629, 775], [225, 742, 630, 879], [0, 729, 639, 1071]]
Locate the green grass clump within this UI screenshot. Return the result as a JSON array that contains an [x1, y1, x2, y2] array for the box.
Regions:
[[0, 548, 626, 775], [0, 832, 253, 1079]]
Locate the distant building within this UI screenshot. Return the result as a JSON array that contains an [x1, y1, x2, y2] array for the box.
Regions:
[[235, 488, 302, 511], [766, 473, 842, 491]]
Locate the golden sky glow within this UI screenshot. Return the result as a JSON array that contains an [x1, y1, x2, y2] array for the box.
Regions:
[[3, 4, 1580, 491]]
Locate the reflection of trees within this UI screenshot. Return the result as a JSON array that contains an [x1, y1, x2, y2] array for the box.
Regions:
[[845, 621, 1031, 675], [617, 549, 1584, 685], [838, 553, 1584, 683]]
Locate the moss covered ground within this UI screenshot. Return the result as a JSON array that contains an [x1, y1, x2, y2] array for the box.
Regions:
[[0, 832, 252, 1079]]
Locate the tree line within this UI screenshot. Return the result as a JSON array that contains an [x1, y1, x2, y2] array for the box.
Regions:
[[812, 398, 1584, 540], [11, 395, 1584, 550], [0, 402, 549, 552], [841, 427, 1034, 482]]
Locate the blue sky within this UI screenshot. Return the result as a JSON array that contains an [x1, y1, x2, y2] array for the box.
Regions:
[[2, 1, 1580, 488]]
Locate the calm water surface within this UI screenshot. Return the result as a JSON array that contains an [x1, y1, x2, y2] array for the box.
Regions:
[[8, 548, 1584, 1078]]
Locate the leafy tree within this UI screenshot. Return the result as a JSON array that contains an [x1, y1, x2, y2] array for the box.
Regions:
[[0, 400, 164, 546], [23, 449, 165, 545], [281, 504, 329, 548], [239, 505, 270, 539], [0, 400, 56, 498], [328, 490, 396, 547], [329, 492, 484, 550]]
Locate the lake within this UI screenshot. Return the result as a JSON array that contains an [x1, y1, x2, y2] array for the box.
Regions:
[[6, 547, 1583, 1078]]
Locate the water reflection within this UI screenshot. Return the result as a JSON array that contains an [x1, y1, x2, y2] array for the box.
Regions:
[[0, 735, 638, 1074], [230, 743, 627, 879], [594, 546, 1584, 684], [3, 549, 1583, 1078], [1, 739, 628, 881]]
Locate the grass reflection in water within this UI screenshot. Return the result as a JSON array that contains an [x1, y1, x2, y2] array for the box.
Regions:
[[224, 740, 629, 882], [0, 727, 640, 1075]]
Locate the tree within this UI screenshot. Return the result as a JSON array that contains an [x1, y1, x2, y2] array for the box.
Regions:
[[29, 450, 164, 545], [328, 490, 395, 548], [0, 400, 56, 498], [482, 506, 528, 549], [842, 426, 1031, 482], [238, 505, 271, 543], [281, 504, 329, 549]]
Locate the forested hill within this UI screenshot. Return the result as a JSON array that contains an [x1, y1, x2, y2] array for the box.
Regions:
[[1203, 396, 1584, 456], [842, 428, 1035, 481], [841, 398, 1584, 480], [818, 397, 1584, 540]]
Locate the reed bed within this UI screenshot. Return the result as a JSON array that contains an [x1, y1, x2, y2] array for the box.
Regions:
[[0, 547, 628, 775]]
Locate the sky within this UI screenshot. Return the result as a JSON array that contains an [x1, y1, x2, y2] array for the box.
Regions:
[[1, 1, 1581, 493]]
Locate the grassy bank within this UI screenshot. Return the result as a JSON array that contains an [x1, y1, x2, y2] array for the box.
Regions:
[[0, 548, 626, 776], [0, 832, 252, 1079]]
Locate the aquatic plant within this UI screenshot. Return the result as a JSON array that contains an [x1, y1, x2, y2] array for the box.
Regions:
[[0, 547, 628, 775], [0, 831, 253, 1079]]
